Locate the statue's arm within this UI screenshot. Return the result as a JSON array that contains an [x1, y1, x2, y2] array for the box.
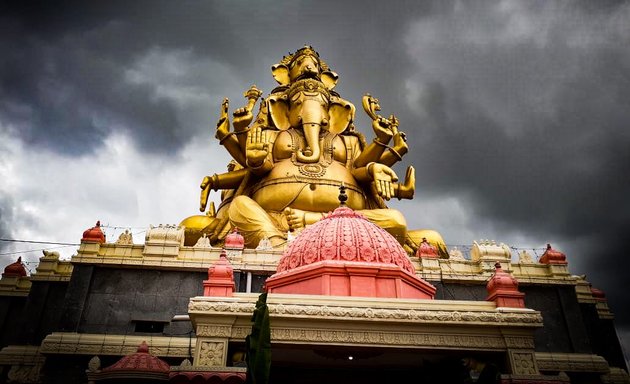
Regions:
[[354, 118, 391, 167], [199, 168, 249, 212], [215, 98, 247, 166], [233, 85, 263, 153], [377, 122, 408, 166]]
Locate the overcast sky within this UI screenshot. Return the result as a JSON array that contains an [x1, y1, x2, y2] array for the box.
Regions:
[[1, 0, 629, 364]]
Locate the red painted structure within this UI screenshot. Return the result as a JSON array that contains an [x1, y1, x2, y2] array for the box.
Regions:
[[266, 206, 436, 299], [203, 250, 235, 297], [2, 257, 27, 277], [539, 243, 567, 265], [486, 262, 525, 308], [416, 237, 439, 259], [82, 220, 106, 243]]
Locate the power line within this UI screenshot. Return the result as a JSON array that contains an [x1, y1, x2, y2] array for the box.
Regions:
[[0, 238, 79, 246]]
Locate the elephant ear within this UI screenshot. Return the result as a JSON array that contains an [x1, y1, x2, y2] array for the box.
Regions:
[[271, 64, 290, 86], [321, 71, 339, 90], [267, 95, 291, 130], [328, 98, 355, 134]]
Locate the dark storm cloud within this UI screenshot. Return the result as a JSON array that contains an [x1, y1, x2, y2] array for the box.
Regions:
[[398, 0, 630, 328], [0, 1, 253, 156]]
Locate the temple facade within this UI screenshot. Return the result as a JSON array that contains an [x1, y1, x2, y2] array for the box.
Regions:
[[1, 46, 628, 383], [0, 218, 627, 383]]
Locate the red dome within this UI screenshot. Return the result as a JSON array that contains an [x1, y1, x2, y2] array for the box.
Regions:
[[102, 341, 170, 374], [277, 207, 415, 274], [82, 221, 106, 244], [3, 257, 27, 277]]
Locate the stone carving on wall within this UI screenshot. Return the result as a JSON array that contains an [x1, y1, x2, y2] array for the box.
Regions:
[[7, 364, 43, 384], [510, 351, 538, 375], [449, 247, 465, 260], [471, 239, 512, 262], [194, 233, 212, 248], [145, 224, 185, 245], [87, 356, 101, 372], [518, 250, 535, 264], [115, 229, 134, 245], [198, 341, 225, 366]]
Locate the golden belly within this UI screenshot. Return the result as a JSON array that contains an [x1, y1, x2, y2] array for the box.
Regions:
[[251, 160, 366, 212]]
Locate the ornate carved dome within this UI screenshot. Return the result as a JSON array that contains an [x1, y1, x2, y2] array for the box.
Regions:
[[277, 207, 415, 274], [3, 257, 27, 277], [102, 341, 170, 374]]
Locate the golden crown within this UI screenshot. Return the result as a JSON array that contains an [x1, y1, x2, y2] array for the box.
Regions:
[[279, 46, 330, 72]]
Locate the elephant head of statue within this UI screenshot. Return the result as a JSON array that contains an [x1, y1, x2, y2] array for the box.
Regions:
[[268, 46, 355, 163]]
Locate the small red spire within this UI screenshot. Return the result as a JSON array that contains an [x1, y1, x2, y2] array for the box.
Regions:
[[224, 227, 245, 250], [137, 340, 149, 353], [416, 237, 439, 259], [486, 262, 525, 308], [3, 257, 27, 277], [82, 221, 106, 244], [539, 243, 567, 265], [590, 287, 607, 302], [203, 250, 235, 297]]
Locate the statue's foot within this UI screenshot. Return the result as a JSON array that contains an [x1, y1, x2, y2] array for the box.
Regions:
[[283, 207, 306, 232]]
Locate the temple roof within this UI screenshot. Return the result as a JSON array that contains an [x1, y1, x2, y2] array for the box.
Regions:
[[276, 206, 415, 275], [102, 341, 170, 374]]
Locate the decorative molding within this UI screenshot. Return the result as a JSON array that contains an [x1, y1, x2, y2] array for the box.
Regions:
[[189, 300, 543, 326], [535, 352, 610, 373], [0, 346, 44, 365], [272, 328, 507, 349], [40, 333, 194, 358], [196, 325, 232, 337], [195, 323, 540, 350]]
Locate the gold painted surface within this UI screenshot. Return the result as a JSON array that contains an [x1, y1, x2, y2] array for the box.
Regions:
[[184, 46, 446, 252]]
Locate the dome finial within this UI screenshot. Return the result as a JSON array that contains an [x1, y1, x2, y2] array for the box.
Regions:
[[338, 182, 347, 206]]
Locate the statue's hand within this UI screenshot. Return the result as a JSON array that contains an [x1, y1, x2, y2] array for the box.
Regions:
[[233, 85, 262, 131], [372, 116, 393, 144], [391, 130, 408, 155], [215, 98, 230, 140], [369, 163, 399, 200], [245, 126, 269, 167], [199, 175, 214, 212], [232, 106, 254, 131]]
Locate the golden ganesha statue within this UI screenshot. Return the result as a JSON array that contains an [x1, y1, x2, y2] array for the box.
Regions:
[[181, 46, 447, 256]]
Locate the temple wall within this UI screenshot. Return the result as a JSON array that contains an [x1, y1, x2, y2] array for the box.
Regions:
[[20, 280, 69, 346], [60, 265, 206, 336], [0, 296, 27, 348]]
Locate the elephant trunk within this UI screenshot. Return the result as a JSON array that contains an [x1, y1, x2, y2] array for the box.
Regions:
[[296, 98, 325, 163]]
